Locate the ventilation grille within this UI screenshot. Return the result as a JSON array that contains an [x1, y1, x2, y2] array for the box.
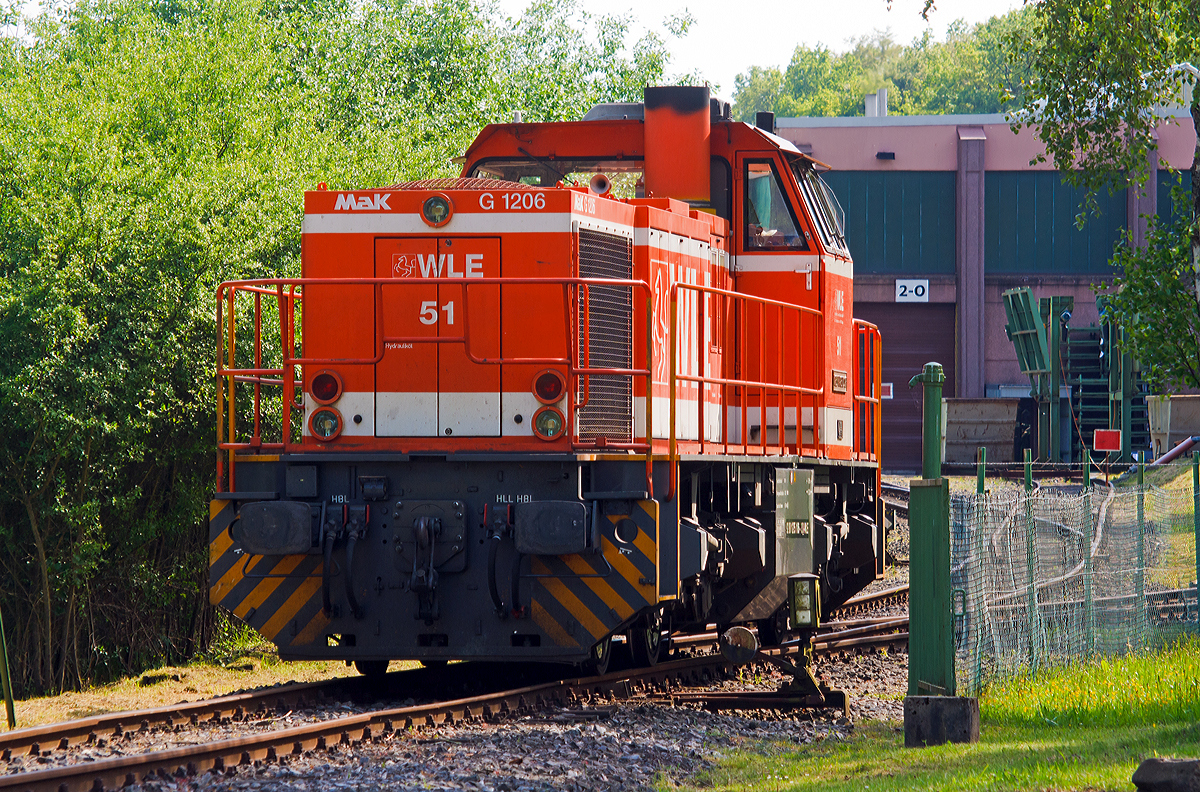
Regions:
[[577, 229, 634, 443]]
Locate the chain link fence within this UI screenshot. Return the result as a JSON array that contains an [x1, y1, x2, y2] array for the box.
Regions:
[[950, 468, 1199, 695]]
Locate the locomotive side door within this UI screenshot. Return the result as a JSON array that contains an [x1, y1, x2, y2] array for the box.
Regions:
[[731, 153, 823, 448]]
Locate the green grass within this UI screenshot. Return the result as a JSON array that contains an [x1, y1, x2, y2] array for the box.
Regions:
[[669, 637, 1200, 792], [983, 637, 1200, 728]]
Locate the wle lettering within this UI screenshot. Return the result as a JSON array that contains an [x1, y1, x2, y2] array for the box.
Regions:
[[411, 254, 485, 279]]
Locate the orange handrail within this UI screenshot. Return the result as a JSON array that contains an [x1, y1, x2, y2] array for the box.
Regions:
[[852, 319, 882, 463], [215, 276, 655, 494], [667, 282, 825, 501]]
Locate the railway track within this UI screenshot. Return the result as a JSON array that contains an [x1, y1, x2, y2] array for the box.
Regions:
[[834, 583, 910, 616], [0, 614, 911, 792]]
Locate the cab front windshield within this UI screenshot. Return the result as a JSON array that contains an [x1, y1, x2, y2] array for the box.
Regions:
[[472, 159, 644, 199], [788, 155, 847, 253]]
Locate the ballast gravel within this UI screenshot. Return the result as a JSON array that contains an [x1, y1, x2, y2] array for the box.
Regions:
[[93, 650, 907, 792]]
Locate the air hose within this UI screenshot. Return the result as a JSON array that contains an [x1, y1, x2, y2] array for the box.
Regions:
[[487, 532, 506, 618], [345, 531, 363, 619]]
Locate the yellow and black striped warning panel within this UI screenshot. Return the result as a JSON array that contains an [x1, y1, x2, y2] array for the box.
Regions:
[[531, 500, 658, 647], [208, 500, 329, 649]]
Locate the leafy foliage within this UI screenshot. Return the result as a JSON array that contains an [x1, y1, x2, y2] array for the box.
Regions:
[[732, 10, 1035, 121], [1008, 0, 1197, 205], [1102, 189, 1200, 391], [0, 0, 684, 694], [1010, 0, 1199, 396]]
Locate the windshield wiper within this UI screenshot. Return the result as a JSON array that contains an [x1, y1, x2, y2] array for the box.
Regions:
[[518, 147, 572, 185]]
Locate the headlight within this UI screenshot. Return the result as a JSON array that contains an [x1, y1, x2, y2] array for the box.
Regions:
[[311, 370, 342, 404], [532, 406, 565, 441], [421, 194, 453, 227], [533, 369, 565, 404], [309, 407, 343, 441]]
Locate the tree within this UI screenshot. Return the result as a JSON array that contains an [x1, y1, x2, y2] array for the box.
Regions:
[[731, 13, 1035, 121], [1008, 0, 1199, 389], [0, 0, 686, 693]]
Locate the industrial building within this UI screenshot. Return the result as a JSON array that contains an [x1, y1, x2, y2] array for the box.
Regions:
[[776, 106, 1197, 470]]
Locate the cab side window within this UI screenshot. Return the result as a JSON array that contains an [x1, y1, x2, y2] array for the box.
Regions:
[[743, 160, 809, 251]]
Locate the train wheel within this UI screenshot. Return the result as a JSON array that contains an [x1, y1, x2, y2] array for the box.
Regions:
[[629, 610, 663, 667], [583, 636, 612, 676], [354, 659, 389, 679], [756, 609, 789, 647]]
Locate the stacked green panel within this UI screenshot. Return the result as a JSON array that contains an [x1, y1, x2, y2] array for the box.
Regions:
[[984, 172, 1126, 274], [822, 171, 956, 275]]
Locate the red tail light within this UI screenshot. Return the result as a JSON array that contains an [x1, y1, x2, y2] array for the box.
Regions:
[[533, 369, 566, 404], [311, 370, 343, 404]]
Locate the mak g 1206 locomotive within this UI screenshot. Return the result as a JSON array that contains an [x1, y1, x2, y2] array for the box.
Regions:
[[210, 86, 883, 677]]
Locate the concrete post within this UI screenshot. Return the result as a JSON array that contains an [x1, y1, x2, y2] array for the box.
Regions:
[[1126, 134, 1158, 250], [956, 126, 987, 399]]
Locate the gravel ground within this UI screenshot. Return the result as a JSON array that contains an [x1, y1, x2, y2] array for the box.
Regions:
[[10, 651, 907, 792]]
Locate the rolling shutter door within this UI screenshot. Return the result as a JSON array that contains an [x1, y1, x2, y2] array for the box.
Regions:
[[853, 302, 956, 472]]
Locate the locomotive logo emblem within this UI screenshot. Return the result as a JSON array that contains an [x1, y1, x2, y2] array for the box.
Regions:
[[334, 193, 392, 211], [392, 254, 417, 278]]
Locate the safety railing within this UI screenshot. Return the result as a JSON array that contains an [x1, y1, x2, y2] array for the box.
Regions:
[[853, 319, 882, 463], [216, 277, 654, 494], [667, 282, 825, 499]]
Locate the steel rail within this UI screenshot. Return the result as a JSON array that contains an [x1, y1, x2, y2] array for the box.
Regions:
[[0, 654, 741, 792], [0, 615, 917, 791], [0, 676, 356, 762], [833, 583, 910, 613]]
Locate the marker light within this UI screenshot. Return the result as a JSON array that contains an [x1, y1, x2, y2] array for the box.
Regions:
[[421, 194, 453, 227], [533, 369, 566, 404], [788, 573, 820, 630], [311, 370, 343, 404], [532, 406, 565, 441], [309, 407, 343, 441]]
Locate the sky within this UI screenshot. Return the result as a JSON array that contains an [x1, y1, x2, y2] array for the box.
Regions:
[[495, 0, 1024, 97]]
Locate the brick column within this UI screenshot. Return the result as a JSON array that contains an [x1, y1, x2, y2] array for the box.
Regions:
[[956, 126, 987, 399], [1126, 134, 1158, 248]]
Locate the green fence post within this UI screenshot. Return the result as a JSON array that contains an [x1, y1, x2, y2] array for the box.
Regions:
[[1137, 453, 1146, 645], [977, 447, 986, 495], [0, 604, 14, 729], [1193, 451, 1199, 624], [907, 363, 954, 698], [1084, 456, 1095, 655]]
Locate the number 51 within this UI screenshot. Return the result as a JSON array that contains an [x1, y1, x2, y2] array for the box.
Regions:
[[419, 300, 455, 325]]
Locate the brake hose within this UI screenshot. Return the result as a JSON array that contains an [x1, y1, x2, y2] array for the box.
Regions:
[[345, 531, 363, 619], [510, 552, 525, 619], [322, 529, 336, 616], [487, 532, 506, 618]]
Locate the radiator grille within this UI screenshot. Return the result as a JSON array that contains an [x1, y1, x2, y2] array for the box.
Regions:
[[577, 229, 634, 443]]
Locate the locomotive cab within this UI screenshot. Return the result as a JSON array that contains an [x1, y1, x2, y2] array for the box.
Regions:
[[210, 86, 882, 674]]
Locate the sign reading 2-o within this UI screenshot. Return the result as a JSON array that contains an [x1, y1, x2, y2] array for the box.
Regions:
[[895, 279, 929, 303]]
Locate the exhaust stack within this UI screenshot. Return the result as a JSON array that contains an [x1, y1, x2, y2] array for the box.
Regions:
[[643, 85, 711, 206]]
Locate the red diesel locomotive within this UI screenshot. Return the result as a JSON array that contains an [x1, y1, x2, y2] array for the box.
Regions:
[[210, 86, 883, 676]]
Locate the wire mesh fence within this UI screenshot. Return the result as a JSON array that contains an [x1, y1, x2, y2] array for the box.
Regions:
[[950, 467, 1200, 695]]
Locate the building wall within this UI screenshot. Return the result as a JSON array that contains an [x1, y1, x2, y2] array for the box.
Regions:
[[775, 111, 1196, 469]]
